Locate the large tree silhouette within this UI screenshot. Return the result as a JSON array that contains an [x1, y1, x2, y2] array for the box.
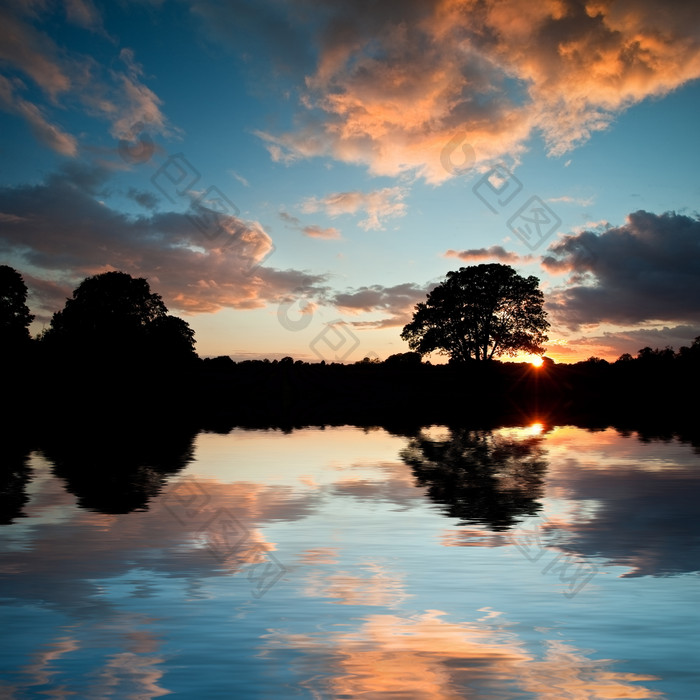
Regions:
[[0, 265, 34, 349], [42, 271, 196, 366], [401, 264, 549, 362]]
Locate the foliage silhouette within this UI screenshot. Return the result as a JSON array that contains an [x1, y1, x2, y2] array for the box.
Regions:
[[401, 426, 548, 530], [384, 351, 422, 367], [0, 265, 34, 349], [41, 271, 196, 367], [401, 264, 549, 362], [3, 261, 698, 427]]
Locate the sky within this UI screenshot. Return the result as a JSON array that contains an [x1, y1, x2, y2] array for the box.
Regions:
[[1, 0, 700, 364]]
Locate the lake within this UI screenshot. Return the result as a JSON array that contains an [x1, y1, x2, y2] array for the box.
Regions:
[[1, 422, 698, 698]]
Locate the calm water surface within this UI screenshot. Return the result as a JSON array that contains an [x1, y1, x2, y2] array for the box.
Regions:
[[1, 423, 699, 698]]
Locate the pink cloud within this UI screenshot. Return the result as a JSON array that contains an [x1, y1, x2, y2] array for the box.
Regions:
[[301, 187, 407, 231], [445, 246, 531, 263], [302, 224, 342, 239]]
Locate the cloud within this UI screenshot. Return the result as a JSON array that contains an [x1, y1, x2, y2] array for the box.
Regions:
[[551, 325, 700, 362], [64, 0, 104, 33], [301, 187, 407, 230], [0, 75, 78, 156], [279, 210, 341, 239], [0, 164, 327, 318], [126, 187, 159, 210], [279, 211, 301, 226], [230, 170, 250, 187], [302, 224, 341, 239], [0, 3, 172, 152], [0, 3, 71, 99], [542, 210, 700, 331], [188, 0, 316, 80], [547, 195, 594, 207], [332, 282, 432, 328], [445, 246, 531, 263], [246, 0, 700, 182], [547, 324, 700, 362]]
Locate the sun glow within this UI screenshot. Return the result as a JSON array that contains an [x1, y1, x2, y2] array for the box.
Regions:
[[530, 356, 544, 368]]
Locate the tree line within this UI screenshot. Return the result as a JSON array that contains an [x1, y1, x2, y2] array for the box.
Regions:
[[1, 266, 197, 366], [2, 263, 698, 427], [6, 260, 697, 368]]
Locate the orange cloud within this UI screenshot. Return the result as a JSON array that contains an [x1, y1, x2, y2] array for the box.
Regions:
[[445, 246, 531, 263], [257, 0, 700, 182], [302, 224, 342, 239]]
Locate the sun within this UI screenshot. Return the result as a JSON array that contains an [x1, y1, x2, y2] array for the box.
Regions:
[[530, 356, 544, 368]]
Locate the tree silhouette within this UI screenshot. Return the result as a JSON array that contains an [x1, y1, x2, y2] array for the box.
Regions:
[[677, 336, 700, 362], [0, 265, 34, 349], [42, 271, 196, 365], [401, 264, 549, 362], [401, 426, 547, 530]]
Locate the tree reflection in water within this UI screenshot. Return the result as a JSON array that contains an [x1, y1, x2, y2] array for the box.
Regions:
[[0, 444, 32, 525], [39, 420, 198, 514], [401, 425, 548, 530]]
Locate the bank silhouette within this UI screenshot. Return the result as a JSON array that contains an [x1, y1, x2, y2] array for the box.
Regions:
[[2, 266, 699, 430], [2, 258, 699, 526]]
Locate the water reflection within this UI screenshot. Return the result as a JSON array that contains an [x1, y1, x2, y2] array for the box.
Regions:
[[539, 426, 700, 577], [1, 614, 171, 700], [0, 468, 315, 618], [0, 423, 698, 698], [39, 421, 199, 514], [0, 443, 32, 524], [266, 609, 662, 699], [401, 425, 548, 530]]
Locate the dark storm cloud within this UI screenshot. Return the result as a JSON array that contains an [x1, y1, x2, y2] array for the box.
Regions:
[[543, 210, 700, 330]]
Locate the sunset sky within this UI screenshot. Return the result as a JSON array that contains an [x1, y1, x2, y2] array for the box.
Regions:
[[2, 0, 700, 363]]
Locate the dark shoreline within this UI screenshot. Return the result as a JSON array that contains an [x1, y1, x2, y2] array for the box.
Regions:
[[4, 357, 699, 521], [10, 355, 700, 436]]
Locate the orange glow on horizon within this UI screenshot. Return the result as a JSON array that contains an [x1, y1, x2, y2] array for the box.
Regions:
[[530, 356, 544, 368]]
